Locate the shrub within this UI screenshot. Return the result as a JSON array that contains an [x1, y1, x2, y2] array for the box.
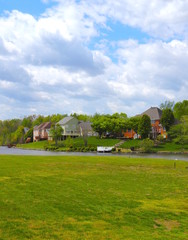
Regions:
[[140, 138, 154, 153]]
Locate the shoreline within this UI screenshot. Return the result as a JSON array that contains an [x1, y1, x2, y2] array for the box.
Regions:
[[11, 146, 188, 155]]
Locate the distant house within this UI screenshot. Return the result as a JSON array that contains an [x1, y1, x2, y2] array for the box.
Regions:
[[141, 107, 167, 139], [33, 122, 52, 141], [78, 121, 98, 137], [124, 107, 167, 139], [57, 116, 80, 139]]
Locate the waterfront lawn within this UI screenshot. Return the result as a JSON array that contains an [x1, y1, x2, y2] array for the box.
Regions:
[[17, 140, 48, 149], [120, 139, 141, 149], [153, 140, 188, 152], [0, 155, 187, 240], [64, 136, 120, 147], [18, 137, 120, 150]]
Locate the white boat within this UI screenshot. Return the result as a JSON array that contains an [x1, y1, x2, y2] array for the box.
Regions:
[[97, 146, 113, 153]]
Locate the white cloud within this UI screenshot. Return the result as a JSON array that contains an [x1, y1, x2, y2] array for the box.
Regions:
[[0, 1, 188, 119]]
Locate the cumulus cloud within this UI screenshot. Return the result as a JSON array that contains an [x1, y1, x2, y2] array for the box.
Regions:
[[0, 0, 188, 119]]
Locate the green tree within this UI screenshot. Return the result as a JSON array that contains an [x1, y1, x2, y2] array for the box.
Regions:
[[173, 100, 188, 120], [50, 124, 63, 146], [24, 128, 33, 142], [12, 126, 25, 144], [128, 116, 142, 133], [161, 108, 175, 131], [138, 114, 151, 139]]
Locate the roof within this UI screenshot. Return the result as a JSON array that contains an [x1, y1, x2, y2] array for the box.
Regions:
[[78, 121, 92, 131], [141, 107, 162, 120], [34, 122, 51, 130], [57, 116, 74, 125]]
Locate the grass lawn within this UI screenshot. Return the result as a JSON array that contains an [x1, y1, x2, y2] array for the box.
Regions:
[[17, 140, 48, 150], [18, 137, 120, 150], [153, 141, 188, 152], [120, 139, 141, 149], [64, 136, 120, 147], [0, 155, 187, 239]]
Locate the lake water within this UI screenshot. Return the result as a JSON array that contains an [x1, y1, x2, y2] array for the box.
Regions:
[[0, 146, 188, 161]]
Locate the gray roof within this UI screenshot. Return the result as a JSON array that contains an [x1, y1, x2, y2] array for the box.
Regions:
[[57, 116, 74, 125], [34, 122, 52, 130], [141, 107, 162, 120], [78, 121, 92, 131]]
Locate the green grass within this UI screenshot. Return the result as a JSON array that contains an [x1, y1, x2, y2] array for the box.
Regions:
[[64, 136, 120, 147], [120, 139, 141, 149], [153, 141, 188, 152], [18, 137, 120, 150], [17, 140, 48, 149], [0, 155, 187, 239]]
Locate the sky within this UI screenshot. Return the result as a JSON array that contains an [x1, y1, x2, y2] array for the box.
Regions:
[[0, 0, 188, 120]]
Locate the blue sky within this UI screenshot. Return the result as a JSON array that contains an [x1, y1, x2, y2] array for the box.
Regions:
[[0, 0, 56, 16], [0, 0, 187, 119]]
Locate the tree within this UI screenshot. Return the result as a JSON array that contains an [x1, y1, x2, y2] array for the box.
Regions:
[[91, 115, 111, 138], [128, 116, 142, 133], [24, 128, 33, 142], [160, 101, 174, 110], [12, 126, 25, 144], [49, 124, 63, 146], [173, 100, 188, 120], [161, 108, 175, 131], [138, 114, 151, 139], [168, 115, 188, 148]]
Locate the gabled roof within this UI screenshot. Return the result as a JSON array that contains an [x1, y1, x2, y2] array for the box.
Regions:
[[57, 116, 74, 125], [78, 121, 92, 131], [34, 122, 51, 130], [141, 107, 162, 120]]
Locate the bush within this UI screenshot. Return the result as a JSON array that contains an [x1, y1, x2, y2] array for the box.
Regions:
[[156, 135, 165, 143], [140, 138, 154, 153]]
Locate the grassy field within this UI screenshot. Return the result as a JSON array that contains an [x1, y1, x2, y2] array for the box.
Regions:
[[0, 155, 187, 240]]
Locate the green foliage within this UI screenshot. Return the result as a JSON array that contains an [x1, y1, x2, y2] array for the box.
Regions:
[[49, 124, 63, 146], [138, 114, 151, 139], [24, 128, 33, 142], [140, 138, 154, 152], [173, 100, 188, 120], [91, 113, 128, 137], [127, 116, 142, 133], [64, 136, 74, 148], [12, 126, 25, 144], [173, 115, 188, 145], [22, 116, 33, 128], [161, 108, 175, 131]]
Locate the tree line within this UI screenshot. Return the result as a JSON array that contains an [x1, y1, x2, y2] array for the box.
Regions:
[[0, 100, 187, 145]]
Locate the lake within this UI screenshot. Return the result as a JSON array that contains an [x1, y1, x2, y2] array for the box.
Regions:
[[0, 146, 188, 161]]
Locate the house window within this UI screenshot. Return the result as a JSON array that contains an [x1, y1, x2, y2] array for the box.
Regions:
[[151, 120, 155, 124]]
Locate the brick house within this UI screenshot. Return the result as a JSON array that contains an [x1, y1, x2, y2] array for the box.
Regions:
[[33, 122, 52, 141], [124, 107, 167, 139]]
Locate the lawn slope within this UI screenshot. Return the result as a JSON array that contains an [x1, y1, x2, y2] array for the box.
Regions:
[[0, 156, 187, 240]]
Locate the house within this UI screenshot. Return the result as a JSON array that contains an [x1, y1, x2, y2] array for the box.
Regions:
[[33, 122, 52, 141], [78, 121, 98, 137], [124, 107, 167, 139], [57, 116, 80, 139], [141, 107, 167, 139]]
